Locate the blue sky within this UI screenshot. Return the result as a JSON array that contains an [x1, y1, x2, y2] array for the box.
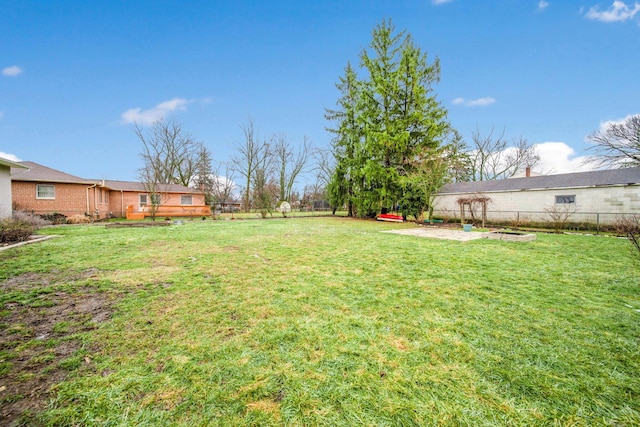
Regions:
[[1, 0, 639, 183]]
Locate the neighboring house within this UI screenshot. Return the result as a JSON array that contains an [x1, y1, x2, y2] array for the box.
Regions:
[[433, 167, 640, 225], [1, 157, 29, 218], [11, 161, 208, 219]]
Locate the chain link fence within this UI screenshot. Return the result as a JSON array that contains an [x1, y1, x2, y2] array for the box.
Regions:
[[434, 208, 639, 233]]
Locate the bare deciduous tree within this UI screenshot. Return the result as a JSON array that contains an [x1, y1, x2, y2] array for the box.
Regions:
[[584, 115, 640, 168], [272, 134, 312, 203], [211, 161, 236, 212], [135, 120, 200, 187], [136, 120, 201, 220], [312, 148, 335, 191], [231, 120, 270, 212], [137, 166, 164, 220], [468, 127, 540, 181], [251, 143, 275, 217]]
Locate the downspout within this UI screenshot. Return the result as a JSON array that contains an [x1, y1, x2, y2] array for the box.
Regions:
[[86, 183, 98, 217], [121, 190, 124, 218]]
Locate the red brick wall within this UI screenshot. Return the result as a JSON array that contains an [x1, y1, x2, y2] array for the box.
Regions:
[[12, 181, 90, 217], [12, 181, 208, 219], [108, 191, 125, 218], [86, 187, 113, 219]]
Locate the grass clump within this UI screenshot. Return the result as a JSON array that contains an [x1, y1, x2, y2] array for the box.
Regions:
[[0, 218, 638, 426]]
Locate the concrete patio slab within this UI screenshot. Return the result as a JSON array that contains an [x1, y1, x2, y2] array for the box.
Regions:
[[382, 227, 486, 242]]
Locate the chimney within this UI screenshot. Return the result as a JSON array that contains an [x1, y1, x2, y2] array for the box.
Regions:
[[525, 166, 531, 177]]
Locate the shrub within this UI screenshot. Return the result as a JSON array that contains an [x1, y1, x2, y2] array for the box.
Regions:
[[0, 218, 35, 244], [13, 210, 51, 227], [544, 204, 578, 233], [67, 214, 91, 224], [614, 215, 640, 261], [40, 212, 67, 224]]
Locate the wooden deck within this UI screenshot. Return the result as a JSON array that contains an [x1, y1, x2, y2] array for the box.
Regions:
[[125, 205, 211, 220]]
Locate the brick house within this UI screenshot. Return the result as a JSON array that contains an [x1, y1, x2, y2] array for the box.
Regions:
[[11, 161, 209, 219]]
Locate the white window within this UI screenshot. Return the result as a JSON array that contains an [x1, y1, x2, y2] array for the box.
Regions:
[[555, 195, 576, 204], [139, 194, 148, 206], [36, 184, 55, 199], [181, 195, 193, 205]]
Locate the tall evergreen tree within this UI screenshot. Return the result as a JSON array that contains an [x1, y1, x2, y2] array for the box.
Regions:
[[327, 20, 451, 218], [193, 144, 216, 206], [325, 62, 363, 217]]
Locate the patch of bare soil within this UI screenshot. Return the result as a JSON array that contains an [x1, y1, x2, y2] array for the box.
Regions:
[[0, 269, 114, 426]]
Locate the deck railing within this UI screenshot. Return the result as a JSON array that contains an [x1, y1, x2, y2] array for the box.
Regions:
[[125, 205, 211, 220]]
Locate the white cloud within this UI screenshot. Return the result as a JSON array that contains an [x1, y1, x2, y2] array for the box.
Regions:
[[585, 1, 640, 22], [0, 151, 22, 162], [595, 113, 638, 134], [2, 65, 23, 77], [432, 0, 454, 4], [538, 0, 550, 11], [452, 97, 496, 107], [121, 98, 192, 125], [533, 142, 595, 174]]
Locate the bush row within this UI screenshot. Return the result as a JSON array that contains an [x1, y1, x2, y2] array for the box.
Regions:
[[0, 218, 35, 244]]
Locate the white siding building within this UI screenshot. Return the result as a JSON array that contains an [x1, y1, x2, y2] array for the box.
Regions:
[[432, 167, 640, 225], [0, 157, 28, 218]]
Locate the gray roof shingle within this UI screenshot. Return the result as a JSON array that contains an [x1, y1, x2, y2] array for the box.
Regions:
[[99, 179, 202, 194], [11, 161, 202, 194], [11, 161, 91, 184], [439, 167, 640, 194]]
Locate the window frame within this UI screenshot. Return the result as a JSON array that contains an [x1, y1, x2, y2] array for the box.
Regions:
[[180, 194, 193, 205], [36, 184, 55, 200], [139, 194, 148, 206]]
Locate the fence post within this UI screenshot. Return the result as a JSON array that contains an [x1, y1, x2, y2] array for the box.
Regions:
[[596, 213, 600, 235]]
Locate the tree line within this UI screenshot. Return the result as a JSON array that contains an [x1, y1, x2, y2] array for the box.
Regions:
[[136, 118, 322, 216], [137, 20, 640, 221]]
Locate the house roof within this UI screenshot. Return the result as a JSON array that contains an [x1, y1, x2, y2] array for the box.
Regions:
[[11, 161, 92, 184], [11, 161, 203, 194], [100, 179, 203, 194], [439, 167, 640, 194], [0, 157, 28, 169]]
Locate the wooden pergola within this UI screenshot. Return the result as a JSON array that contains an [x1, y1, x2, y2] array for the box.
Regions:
[[457, 195, 491, 228]]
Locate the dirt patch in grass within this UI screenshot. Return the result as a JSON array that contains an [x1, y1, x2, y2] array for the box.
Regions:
[[0, 269, 114, 426]]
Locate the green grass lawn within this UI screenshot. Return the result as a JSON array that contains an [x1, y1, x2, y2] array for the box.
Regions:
[[1, 218, 639, 426]]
